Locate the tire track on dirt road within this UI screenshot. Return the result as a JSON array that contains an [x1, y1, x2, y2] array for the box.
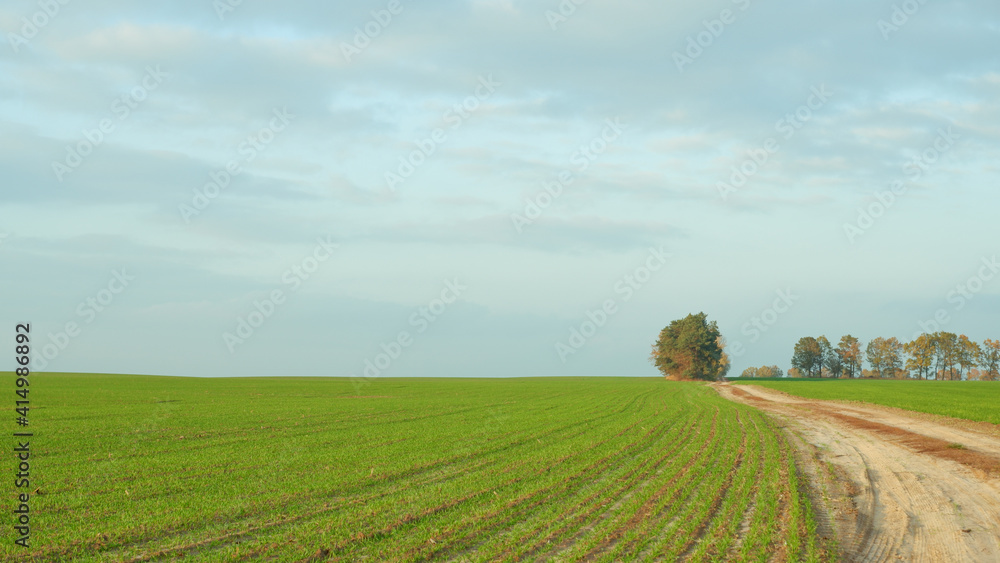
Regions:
[[714, 383, 1000, 563]]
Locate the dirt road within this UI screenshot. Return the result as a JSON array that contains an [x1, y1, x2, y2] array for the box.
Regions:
[[714, 383, 1000, 563]]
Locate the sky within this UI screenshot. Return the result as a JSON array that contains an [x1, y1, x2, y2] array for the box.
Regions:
[[1, 0, 998, 379]]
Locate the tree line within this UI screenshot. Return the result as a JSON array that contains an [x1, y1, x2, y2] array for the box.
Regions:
[[741, 332, 1000, 381], [649, 314, 1000, 382]]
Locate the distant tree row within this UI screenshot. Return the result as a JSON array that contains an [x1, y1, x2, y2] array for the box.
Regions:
[[787, 335, 862, 378], [739, 365, 783, 378], [787, 333, 1000, 381]]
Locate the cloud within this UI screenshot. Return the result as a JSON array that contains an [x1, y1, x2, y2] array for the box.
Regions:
[[2, 0, 999, 377]]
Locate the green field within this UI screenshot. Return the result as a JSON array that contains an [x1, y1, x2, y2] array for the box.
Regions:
[[732, 379, 1000, 424], [4, 374, 831, 562]]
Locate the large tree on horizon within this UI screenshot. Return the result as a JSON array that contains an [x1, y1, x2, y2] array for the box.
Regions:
[[979, 339, 1000, 381], [866, 337, 904, 378], [957, 335, 981, 380], [835, 335, 863, 378], [649, 313, 727, 381], [791, 337, 823, 377], [904, 334, 935, 380], [818, 336, 843, 378], [932, 332, 960, 380]]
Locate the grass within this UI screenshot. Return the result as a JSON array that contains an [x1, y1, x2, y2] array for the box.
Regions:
[[3, 373, 831, 562], [732, 379, 1000, 424]]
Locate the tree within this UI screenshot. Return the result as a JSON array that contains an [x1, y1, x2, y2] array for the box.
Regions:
[[836, 335, 863, 378], [866, 339, 887, 378], [759, 365, 783, 378], [740, 365, 782, 379], [649, 313, 727, 381], [791, 337, 823, 377], [931, 332, 960, 380], [817, 336, 837, 377], [957, 335, 981, 380], [979, 339, 1000, 381], [819, 336, 844, 378], [885, 337, 904, 378], [904, 334, 935, 380], [866, 337, 903, 378], [717, 336, 731, 379], [787, 367, 804, 378]]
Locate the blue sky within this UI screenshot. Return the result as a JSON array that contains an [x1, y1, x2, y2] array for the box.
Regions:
[[1, 0, 998, 378]]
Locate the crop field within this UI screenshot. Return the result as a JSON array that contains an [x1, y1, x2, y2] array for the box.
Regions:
[[3, 374, 830, 562], [732, 379, 1000, 424]]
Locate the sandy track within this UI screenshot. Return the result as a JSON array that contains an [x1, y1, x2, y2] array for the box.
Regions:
[[714, 383, 1000, 563]]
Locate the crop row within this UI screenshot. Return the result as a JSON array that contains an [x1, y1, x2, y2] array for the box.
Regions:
[[6, 375, 832, 562]]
